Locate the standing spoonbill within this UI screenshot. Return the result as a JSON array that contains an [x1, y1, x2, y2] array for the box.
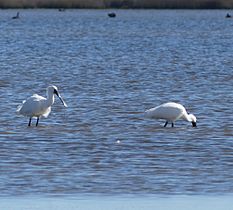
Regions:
[[17, 85, 67, 126], [145, 102, 197, 127]]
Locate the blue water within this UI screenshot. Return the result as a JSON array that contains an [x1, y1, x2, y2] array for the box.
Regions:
[[0, 9, 233, 203], [1, 195, 233, 210]]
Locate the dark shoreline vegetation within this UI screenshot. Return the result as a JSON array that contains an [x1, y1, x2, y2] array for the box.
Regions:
[[0, 0, 233, 9]]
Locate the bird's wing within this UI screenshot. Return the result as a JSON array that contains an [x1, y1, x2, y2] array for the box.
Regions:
[[31, 95, 52, 117], [31, 94, 45, 101], [161, 106, 183, 121], [17, 94, 47, 117], [145, 103, 184, 121]]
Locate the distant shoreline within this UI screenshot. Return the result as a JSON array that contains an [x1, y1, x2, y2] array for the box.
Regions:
[[1, 7, 233, 9], [0, 0, 233, 9]]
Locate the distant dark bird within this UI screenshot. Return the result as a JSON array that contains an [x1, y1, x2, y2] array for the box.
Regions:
[[226, 13, 231, 18], [12, 12, 20, 19], [108, 13, 116, 18], [58, 8, 66, 12]]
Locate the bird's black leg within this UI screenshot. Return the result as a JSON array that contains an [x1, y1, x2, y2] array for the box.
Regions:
[[164, 121, 168, 127], [172, 122, 174, 127], [28, 118, 32, 126], [36, 117, 39, 126]]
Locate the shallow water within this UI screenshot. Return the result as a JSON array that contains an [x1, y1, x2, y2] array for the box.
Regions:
[[0, 9, 233, 197], [1, 195, 233, 210]]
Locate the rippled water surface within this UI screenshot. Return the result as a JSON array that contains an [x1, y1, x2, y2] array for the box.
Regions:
[[0, 9, 233, 197]]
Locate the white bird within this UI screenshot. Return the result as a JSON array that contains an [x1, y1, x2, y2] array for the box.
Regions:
[[145, 102, 197, 127], [17, 85, 67, 126]]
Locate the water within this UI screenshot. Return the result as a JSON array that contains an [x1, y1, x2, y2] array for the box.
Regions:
[[1, 195, 233, 210], [0, 9, 233, 200]]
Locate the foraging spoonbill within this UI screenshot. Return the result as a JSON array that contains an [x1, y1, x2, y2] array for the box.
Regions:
[[145, 102, 197, 127], [17, 85, 67, 126]]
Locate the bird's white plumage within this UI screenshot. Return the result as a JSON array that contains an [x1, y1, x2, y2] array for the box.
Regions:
[[17, 85, 67, 126], [145, 102, 184, 121], [145, 102, 196, 127], [17, 94, 51, 118]]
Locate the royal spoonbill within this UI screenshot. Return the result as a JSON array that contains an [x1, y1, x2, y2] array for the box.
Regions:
[[17, 85, 67, 126], [145, 102, 197, 127]]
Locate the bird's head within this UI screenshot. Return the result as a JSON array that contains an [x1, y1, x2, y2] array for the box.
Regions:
[[47, 85, 58, 94], [47, 85, 67, 107], [189, 114, 197, 127]]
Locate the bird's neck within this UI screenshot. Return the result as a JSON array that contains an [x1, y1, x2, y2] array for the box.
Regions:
[[182, 112, 192, 122], [46, 92, 55, 107]]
